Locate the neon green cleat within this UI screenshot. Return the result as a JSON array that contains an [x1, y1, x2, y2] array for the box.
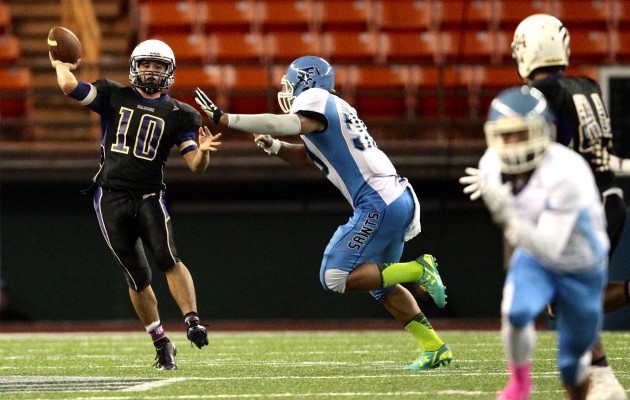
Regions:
[[405, 344, 453, 370], [416, 254, 447, 308]]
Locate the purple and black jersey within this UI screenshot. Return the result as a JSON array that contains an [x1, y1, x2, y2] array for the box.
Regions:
[[531, 75, 615, 193], [69, 79, 201, 191]]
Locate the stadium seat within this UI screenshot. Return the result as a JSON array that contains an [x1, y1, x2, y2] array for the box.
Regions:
[[611, 0, 630, 28], [434, 0, 494, 30], [0, 67, 32, 120], [0, 35, 20, 65], [221, 65, 274, 115], [315, 0, 374, 32], [379, 31, 441, 64], [551, 0, 612, 30], [138, 0, 200, 40], [410, 65, 472, 119], [207, 32, 265, 63], [264, 32, 322, 63], [494, 0, 553, 31], [611, 29, 630, 62], [345, 65, 413, 120], [440, 30, 503, 64], [568, 29, 613, 63], [168, 65, 223, 107], [321, 31, 378, 64], [256, 0, 316, 33], [151, 33, 209, 64], [373, 0, 436, 32], [198, 0, 257, 32], [473, 65, 522, 116], [0, 3, 12, 35]]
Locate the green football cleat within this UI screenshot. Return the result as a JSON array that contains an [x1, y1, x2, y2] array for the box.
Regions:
[[416, 254, 447, 308], [405, 344, 453, 370]]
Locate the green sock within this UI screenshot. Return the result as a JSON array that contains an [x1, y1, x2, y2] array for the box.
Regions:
[[378, 260, 423, 287], [404, 313, 444, 351]]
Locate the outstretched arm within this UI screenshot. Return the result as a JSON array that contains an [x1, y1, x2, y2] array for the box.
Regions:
[[50, 52, 79, 95]]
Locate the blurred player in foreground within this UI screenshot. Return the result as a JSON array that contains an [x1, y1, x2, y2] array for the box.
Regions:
[[195, 55, 452, 370], [51, 39, 221, 370], [462, 86, 608, 400], [510, 14, 627, 399]]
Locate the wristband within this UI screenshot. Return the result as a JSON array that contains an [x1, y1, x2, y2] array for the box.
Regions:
[[264, 139, 281, 155]]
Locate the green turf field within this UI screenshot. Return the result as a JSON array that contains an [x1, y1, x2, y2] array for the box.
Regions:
[[0, 329, 628, 399]]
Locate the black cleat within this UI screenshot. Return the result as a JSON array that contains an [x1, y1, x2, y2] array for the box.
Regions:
[[154, 340, 177, 370], [187, 322, 209, 349]]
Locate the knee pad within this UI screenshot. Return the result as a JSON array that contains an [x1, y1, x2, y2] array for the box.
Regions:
[[323, 269, 349, 293]]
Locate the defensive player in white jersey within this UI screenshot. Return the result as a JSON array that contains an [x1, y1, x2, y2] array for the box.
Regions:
[[461, 86, 608, 400], [195, 55, 452, 370]]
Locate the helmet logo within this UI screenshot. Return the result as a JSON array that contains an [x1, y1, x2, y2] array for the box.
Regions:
[[296, 66, 319, 88]]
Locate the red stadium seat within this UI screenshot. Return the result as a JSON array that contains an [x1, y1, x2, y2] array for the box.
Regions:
[[440, 30, 503, 64], [222, 65, 274, 115], [345, 65, 413, 120], [0, 67, 32, 120], [256, 0, 316, 33], [611, 0, 630, 28], [494, 0, 553, 31], [379, 31, 441, 64], [435, 0, 494, 30], [315, 0, 374, 32], [410, 65, 473, 119], [207, 32, 265, 63], [472, 65, 522, 116], [0, 35, 20, 65], [138, 0, 200, 40], [198, 0, 257, 33], [321, 31, 378, 64], [552, 0, 612, 30], [168, 65, 223, 107], [373, 0, 436, 32], [0, 3, 12, 35], [151, 33, 209, 65], [264, 32, 322, 63], [611, 29, 630, 62], [568, 29, 613, 63]]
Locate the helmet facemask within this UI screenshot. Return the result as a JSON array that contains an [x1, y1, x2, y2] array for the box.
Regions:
[[278, 76, 295, 114], [129, 40, 176, 95]]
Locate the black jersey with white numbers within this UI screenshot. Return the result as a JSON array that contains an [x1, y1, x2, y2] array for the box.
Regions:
[[531, 75, 615, 193], [71, 79, 201, 191]]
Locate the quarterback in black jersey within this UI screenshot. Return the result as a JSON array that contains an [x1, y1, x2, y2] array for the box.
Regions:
[[512, 14, 627, 400], [51, 39, 221, 370]]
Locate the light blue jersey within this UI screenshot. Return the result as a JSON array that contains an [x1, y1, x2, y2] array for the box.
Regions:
[[290, 88, 420, 300]]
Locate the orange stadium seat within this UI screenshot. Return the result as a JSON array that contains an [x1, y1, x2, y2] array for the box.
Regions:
[[345, 65, 413, 120], [151, 33, 209, 64], [138, 0, 200, 39], [222, 65, 274, 115], [434, 0, 494, 30], [473, 65, 522, 115], [611, 0, 630, 28], [0, 3, 12, 35], [256, 0, 316, 33], [0, 67, 32, 122], [611, 29, 630, 62], [379, 31, 441, 64], [168, 65, 223, 106], [373, 0, 436, 32], [410, 65, 472, 119], [568, 29, 613, 63], [264, 32, 322, 63], [441, 30, 502, 64], [198, 0, 257, 32], [0, 35, 20, 65], [552, 0, 612, 30], [315, 0, 374, 32], [321, 31, 378, 63], [207, 32, 265, 63], [494, 0, 553, 31]]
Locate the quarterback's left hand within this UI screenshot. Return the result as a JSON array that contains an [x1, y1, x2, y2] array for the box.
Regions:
[[482, 182, 514, 227], [459, 167, 484, 201], [195, 87, 224, 124], [198, 125, 222, 153]]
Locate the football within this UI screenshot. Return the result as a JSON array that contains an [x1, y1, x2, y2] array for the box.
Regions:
[[48, 26, 82, 64]]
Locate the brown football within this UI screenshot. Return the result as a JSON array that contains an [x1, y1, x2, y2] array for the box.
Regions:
[[48, 26, 82, 63]]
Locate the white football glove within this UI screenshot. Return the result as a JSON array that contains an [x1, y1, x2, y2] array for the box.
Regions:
[[482, 182, 514, 227], [195, 87, 224, 124], [459, 167, 484, 201]]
